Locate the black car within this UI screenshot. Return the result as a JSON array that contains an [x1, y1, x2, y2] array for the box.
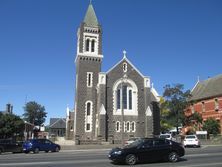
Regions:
[[108, 138, 185, 165], [0, 139, 23, 154], [23, 139, 60, 153]]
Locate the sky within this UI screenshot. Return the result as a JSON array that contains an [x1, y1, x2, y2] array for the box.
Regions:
[[0, 0, 222, 124]]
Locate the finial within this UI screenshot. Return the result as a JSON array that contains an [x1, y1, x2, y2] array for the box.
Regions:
[[90, 0, 92, 4], [123, 50, 127, 58], [151, 83, 154, 88]]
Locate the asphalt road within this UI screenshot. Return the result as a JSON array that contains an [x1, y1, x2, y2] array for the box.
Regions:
[[0, 146, 222, 167]]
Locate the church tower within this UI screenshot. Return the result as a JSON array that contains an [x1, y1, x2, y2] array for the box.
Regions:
[[74, 3, 103, 141]]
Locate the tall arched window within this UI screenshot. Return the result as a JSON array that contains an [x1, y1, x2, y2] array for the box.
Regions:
[[85, 101, 93, 132], [122, 85, 127, 109], [117, 89, 121, 109], [86, 102, 91, 115], [128, 89, 132, 110], [91, 40, 95, 52], [116, 85, 133, 111], [113, 78, 138, 116], [86, 39, 90, 51]]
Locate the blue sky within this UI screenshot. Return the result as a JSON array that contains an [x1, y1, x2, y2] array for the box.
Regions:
[[0, 0, 222, 124]]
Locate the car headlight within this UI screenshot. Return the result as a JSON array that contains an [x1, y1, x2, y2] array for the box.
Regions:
[[114, 150, 122, 155]]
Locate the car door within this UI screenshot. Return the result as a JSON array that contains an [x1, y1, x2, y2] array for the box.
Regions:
[[136, 139, 154, 162], [152, 139, 171, 161], [44, 139, 53, 151], [38, 139, 46, 151]]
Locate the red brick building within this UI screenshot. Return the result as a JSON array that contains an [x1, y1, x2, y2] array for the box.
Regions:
[[185, 74, 222, 134]]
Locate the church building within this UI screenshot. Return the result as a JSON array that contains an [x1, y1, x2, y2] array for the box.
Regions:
[[71, 3, 160, 144]]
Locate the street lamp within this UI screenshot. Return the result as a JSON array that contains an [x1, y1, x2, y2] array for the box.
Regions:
[[120, 50, 134, 146], [120, 77, 125, 146]]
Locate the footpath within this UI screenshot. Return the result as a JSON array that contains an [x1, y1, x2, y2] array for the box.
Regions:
[[59, 139, 222, 151], [61, 144, 121, 151]]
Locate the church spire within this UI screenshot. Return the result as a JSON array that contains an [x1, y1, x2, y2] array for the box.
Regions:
[[83, 3, 99, 27]]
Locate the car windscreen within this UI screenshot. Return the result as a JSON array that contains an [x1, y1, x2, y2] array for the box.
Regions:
[[124, 139, 143, 148], [185, 136, 196, 139], [160, 135, 170, 139]]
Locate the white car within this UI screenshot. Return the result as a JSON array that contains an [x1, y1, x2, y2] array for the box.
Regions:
[[183, 135, 201, 147], [159, 133, 176, 141]]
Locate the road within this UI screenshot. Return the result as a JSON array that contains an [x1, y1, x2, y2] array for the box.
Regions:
[[0, 146, 222, 167]]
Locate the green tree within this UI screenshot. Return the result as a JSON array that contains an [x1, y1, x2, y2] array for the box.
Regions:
[[159, 97, 173, 132], [0, 112, 24, 139], [23, 101, 47, 126], [203, 118, 220, 135], [162, 83, 191, 133]]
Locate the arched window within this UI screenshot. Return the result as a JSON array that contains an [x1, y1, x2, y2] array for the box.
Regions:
[[131, 122, 136, 132], [85, 101, 93, 132], [117, 89, 121, 109], [116, 121, 120, 132], [91, 40, 95, 52], [126, 121, 130, 132], [86, 39, 90, 51], [128, 89, 132, 110], [122, 85, 127, 109], [116, 85, 133, 110], [113, 78, 138, 116], [87, 72, 93, 87], [123, 63, 127, 72], [86, 102, 91, 115]]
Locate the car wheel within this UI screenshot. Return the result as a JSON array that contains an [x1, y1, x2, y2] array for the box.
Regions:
[[125, 154, 137, 165], [45, 150, 49, 153], [33, 148, 39, 154], [24, 151, 29, 154], [168, 152, 179, 162], [55, 146, 59, 152], [0, 149, 2, 154]]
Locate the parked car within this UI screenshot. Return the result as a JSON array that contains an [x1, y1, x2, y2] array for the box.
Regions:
[[0, 139, 23, 154], [108, 138, 185, 165], [183, 135, 201, 147], [124, 137, 141, 146], [23, 139, 60, 153], [159, 133, 176, 141]]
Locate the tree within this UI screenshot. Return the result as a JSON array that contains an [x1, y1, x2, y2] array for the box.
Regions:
[[203, 118, 220, 135], [162, 84, 191, 133], [159, 97, 173, 132], [23, 101, 47, 126], [0, 112, 24, 139]]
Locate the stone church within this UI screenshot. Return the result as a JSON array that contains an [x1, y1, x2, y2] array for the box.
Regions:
[[68, 3, 160, 144]]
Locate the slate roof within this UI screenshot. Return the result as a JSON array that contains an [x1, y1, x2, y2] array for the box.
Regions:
[[190, 74, 222, 101], [83, 3, 99, 27], [49, 118, 66, 129]]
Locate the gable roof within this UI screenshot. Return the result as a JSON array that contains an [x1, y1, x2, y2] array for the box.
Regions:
[[49, 118, 66, 129], [83, 3, 99, 27], [190, 74, 222, 101], [106, 56, 145, 78]]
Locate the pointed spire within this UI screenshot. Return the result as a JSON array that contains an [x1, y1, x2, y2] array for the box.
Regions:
[[84, 3, 99, 27]]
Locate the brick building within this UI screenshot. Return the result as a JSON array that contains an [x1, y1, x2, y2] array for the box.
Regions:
[[185, 74, 222, 134], [70, 3, 160, 144]]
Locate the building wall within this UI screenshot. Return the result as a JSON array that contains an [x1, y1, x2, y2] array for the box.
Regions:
[[75, 56, 101, 141], [186, 96, 222, 134], [106, 60, 153, 143]]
